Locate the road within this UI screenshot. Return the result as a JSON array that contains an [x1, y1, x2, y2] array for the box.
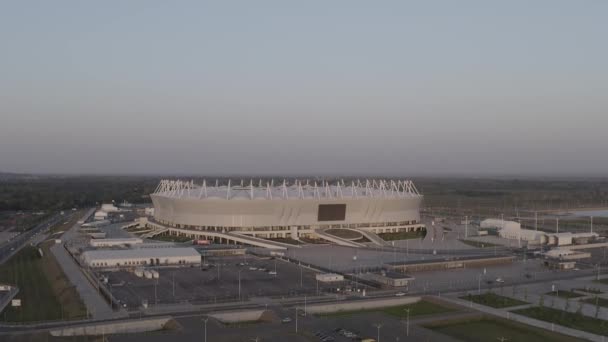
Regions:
[[0, 212, 66, 264], [49, 209, 126, 320]]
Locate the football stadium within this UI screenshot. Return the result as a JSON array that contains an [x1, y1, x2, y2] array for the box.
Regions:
[[143, 179, 424, 248]]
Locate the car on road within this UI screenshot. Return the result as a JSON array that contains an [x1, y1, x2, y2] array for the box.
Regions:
[[395, 292, 406, 296], [281, 317, 292, 323], [268, 271, 277, 275], [495, 277, 504, 283]]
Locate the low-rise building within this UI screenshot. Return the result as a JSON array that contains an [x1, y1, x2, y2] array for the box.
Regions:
[[544, 248, 591, 261], [81, 247, 201, 268], [544, 259, 577, 270], [89, 238, 143, 248], [94, 211, 108, 221], [483, 217, 600, 246], [101, 204, 119, 212], [359, 272, 414, 288], [316, 273, 344, 282]]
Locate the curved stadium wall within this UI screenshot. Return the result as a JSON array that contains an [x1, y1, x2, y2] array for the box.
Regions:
[[149, 179, 424, 239]]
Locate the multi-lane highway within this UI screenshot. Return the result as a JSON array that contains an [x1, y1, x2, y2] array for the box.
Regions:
[[0, 212, 66, 264]]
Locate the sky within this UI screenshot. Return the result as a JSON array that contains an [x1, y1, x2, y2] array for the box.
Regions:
[[1, 1, 607, 176]]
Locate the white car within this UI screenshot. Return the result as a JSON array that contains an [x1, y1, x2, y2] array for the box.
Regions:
[[268, 271, 277, 275], [395, 292, 406, 296], [281, 317, 292, 323], [495, 277, 505, 283]]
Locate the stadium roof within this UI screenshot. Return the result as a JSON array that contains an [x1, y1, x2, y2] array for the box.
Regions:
[[152, 179, 421, 200]]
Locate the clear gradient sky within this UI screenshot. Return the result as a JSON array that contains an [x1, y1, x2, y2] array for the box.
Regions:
[[1, 1, 607, 176]]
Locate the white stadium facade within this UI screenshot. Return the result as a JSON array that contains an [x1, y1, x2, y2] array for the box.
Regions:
[[143, 179, 425, 248]]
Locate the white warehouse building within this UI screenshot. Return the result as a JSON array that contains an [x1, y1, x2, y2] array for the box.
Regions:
[[81, 247, 201, 268], [89, 238, 143, 248], [480, 219, 521, 231], [481, 218, 599, 246]]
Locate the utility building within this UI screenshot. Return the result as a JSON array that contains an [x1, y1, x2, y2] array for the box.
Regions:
[[81, 247, 201, 268]]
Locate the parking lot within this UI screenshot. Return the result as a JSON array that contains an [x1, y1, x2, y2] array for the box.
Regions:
[[100, 254, 362, 308], [271, 244, 445, 273]]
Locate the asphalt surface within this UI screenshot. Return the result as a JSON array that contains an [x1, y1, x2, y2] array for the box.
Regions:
[[0, 212, 65, 264]]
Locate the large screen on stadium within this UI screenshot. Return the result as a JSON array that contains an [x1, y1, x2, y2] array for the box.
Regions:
[[317, 204, 346, 221]]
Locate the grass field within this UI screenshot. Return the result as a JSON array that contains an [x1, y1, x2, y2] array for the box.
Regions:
[[0, 245, 86, 322], [546, 290, 585, 299], [582, 296, 608, 308], [426, 317, 586, 342], [513, 306, 608, 336], [458, 239, 501, 248], [460, 292, 527, 308], [318, 300, 454, 318], [594, 277, 608, 285], [325, 229, 362, 239], [575, 287, 602, 294], [378, 230, 426, 241]]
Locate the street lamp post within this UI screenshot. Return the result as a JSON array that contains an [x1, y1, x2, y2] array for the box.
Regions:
[[154, 279, 158, 306], [353, 255, 358, 290], [295, 306, 299, 333], [404, 308, 410, 337], [202, 317, 209, 342], [238, 269, 244, 299], [373, 323, 383, 342]]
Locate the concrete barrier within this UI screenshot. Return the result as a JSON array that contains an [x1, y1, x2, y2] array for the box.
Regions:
[[305, 296, 421, 314], [209, 309, 265, 323], [50, 316, 172, 336]]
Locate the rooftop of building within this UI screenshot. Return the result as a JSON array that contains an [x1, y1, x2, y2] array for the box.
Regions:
[[82, 247, 200, 260]]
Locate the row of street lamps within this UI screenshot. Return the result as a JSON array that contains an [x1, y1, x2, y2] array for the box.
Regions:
[[198, 306, 410, 342]]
